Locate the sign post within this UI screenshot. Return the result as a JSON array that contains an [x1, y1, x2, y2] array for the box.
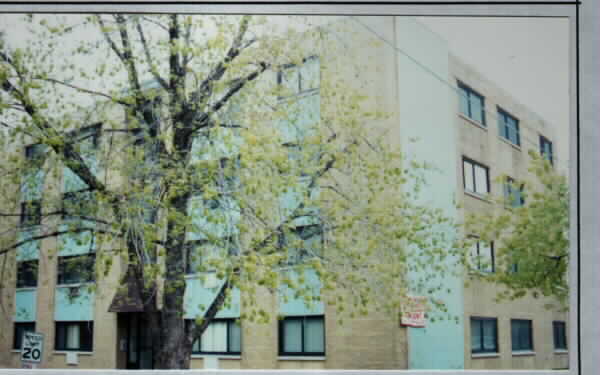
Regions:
[[21, 332, 44, 368], [400, 296, 427, 328]]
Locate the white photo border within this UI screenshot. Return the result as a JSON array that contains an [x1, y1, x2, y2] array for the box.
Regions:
[[0, 1, 594, 375]]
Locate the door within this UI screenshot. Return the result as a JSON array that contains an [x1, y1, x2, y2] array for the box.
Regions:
[[126, 313, 153, 369]]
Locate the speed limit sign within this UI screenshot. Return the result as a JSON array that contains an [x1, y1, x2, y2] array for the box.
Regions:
[[21, 332, 44, 365]]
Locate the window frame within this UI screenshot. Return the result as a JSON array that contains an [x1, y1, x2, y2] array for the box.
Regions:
[[504, 176, 525, 208], [13, 322, 36, 350], [511, 318, 534, 352], [553, 321, 567, 350], [458, 81, 486, 126], [540, 135, 554, 165], [278, 315, 325, 356], [54, 321, 94, 352], [277, 55, 320, 99], [190, 318, 241, 355], [469, 237, 495, 273], [497, 107, 521, 146], [470, 316, 499, 354], [20, 200, 42, 227], [57, 253, 96, 286], [16, 259, 38, 288], [462, 156, 491, 196]]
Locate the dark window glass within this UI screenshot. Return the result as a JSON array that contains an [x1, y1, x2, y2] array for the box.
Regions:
[[190, 319, 241, 355], [13, 322, 36, 350], [16, 260, 38, 288], [511, 319, 534, 351], [498, 108, 520, 146], [55, 321, 94, 351], [504, 177, 525, 208], [458, 82, 486, 125], [57, 254, 95, 285], [540, 135, 554, 165], [62, 189, 94, 220], [553, 321, 567, 350], [470, 317, 498, 353], [20, 200, 41, 227], [279, 316, 325, 356]]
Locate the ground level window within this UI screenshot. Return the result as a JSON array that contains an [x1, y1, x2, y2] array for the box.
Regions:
[[279, 315, 325, 356], [470, 317, 498, 354], [13, 322, 36, 350], [553, 321, 567, 350], [191, 319, 241, 355], [511, 319, 533, 352], [55, 321, 94, 351]]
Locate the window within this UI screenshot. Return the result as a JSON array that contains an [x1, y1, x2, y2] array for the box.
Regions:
[[191, 319, 241, 355], [277, 56, 320, 98], [458, 82, 486, 125], [540, 135, 554, 165], [16, 260, 38, 288], [185, 240, 238, 274], [463, 157, 490, 195], [55, 321, 94, 351], [498, 107, 520, 146], [13, 322, 35, 350], [20, 200, 41, 227], [553, 321, 567, 350], [470, 317, 498, 354], [279, 315, 325, 356], [504, 177, 525, 208], [62, 189, 94, 220], [470, 239, 494, 273], [57, 254, 95, 285], [511, 319, 534, 352]]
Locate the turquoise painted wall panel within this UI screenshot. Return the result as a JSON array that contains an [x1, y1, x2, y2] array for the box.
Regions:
[[184, 276, 240, 319], [190, 127, 242, 164], [58, 223, 96, 256], [187, 196, 240, 241], [394, 17, 464, 369], [14, 289, 36, 322], [279, 268, 323, 316], [54, 286, 95, 321], [16, 230, 39, 261]]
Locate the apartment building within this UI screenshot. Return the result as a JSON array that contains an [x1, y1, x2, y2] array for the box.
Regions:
[[0, 16, 567, 370]]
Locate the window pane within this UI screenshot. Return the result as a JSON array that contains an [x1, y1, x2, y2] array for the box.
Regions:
[[228, 321, 241, 353], [17, 260, 38, 288], [470, 95, 484, 124], [470, 242, 480, 270], [304, 317, 324, 353], [463, 161, 474, 192], [201, 321, 227, 352], [482, 320, 497, 351], [480, 242, 493, 273], [470, 319, 482, 352], [14, 322, 35, 349], [299, 57, 319, 91], [280, 67, 299, 95], [459, 87, 469, 117], [80, 322, 94, 351], [283, 319, 302, 353], [474, 165, 488, 194], [66, 324, 80, 349]]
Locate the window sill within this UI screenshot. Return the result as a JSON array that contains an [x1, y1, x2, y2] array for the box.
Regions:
[[458, 113, 487, 131], [191, 354, 241, 360], [498, 136, 522, 151], [278, 356, 326, 361], [15, 287, 37, 292], [53, 351, 93, 356], [464, 191, 491, 203], [55, 282, 94, 289], [554, 349, 569, 354], [471, 352, 500, 358], [512, 351, 536, 357]]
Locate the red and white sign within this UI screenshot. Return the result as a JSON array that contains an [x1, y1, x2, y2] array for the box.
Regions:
[[401, 296, 427, 327]]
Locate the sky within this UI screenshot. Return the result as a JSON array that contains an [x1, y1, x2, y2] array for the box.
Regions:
[[417, 17, 570, 169]]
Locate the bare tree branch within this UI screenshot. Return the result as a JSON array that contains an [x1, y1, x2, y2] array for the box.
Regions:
[[38, 77, 132, 106], [135, 19, 168, 90], [96, 16, 125, 61]]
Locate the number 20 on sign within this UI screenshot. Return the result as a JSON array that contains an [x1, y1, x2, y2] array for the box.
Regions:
[[21, 332, 44, 366]]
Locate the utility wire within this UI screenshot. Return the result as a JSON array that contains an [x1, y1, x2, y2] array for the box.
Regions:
[[346, 16, 570, 170]]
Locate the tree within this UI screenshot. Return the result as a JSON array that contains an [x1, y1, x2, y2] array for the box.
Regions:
[[460, 150, 569, 309], [0, 14, 457, 368]]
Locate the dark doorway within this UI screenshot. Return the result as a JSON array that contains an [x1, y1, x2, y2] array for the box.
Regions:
[[124, 313, 153, 369]]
